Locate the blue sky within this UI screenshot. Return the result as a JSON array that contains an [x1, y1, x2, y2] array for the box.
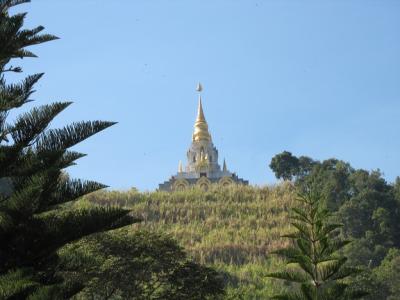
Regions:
[[10, 0, 400, 190]]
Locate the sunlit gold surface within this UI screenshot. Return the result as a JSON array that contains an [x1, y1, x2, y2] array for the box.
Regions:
[[195, 157, 210, 172], [192, 96, 211, 142]]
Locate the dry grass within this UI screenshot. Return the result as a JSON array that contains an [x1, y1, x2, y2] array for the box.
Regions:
[[83, 183, 296, 299]]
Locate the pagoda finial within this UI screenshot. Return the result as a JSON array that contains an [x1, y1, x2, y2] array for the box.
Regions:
[[196, 82, 203, 92], [195, 82, 206, 122], [192, 83, 211, 142], [223, 158, 227, 172], [178, 160, 183, 173], [196, 95, 206, 123]]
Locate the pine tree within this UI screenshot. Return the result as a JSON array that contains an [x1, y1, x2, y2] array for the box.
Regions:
[[267, 185, 367, 300], [0, 1, 136, 298]]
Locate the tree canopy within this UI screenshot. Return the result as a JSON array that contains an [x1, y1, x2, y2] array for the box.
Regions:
[[60, 229, 225, 300], [269, 151, 400, 299], [269, 151, 300, 181]]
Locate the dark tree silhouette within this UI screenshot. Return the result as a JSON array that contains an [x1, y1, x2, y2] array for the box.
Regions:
[[0, 1, 136, 298]]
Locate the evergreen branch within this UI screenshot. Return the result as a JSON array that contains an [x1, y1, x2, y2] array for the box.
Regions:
[[281, 232, 302, 239], [4, 173, 44, 217], [0, 73, 43, 111], [0, 210, 14, 234], [330, 266, 361, 281], [296, 255, 315, 279], [296, 192, 314, 205], [315, 236, 329, 259], [271, 247, 303, 260], [319, 257, 347, 281], [7, 149, 84, 178], [35, 207, 138, 255], [1, 65, 22, 73], [320, 223, 343, 236], [13, 48, 36, 58], [0, 2, 133, 298], [1, 147, 47, 178], [55, 151, 87, 169], [48, 179, 107, 208], [297, 238, 312, 257], [291, 207, 311, 223], [300, 283, 314, 300], [290, 214, 310, 224], [11, 102, 72, 146], [313, 256, 341, 265], [309, 204, 319, 221], [269, 186, 363, 299], [23, 281, 82, 300], [0, 8, 58, 63], [0, 268, 38, 299], [266, 271, 309, 283], [314, 209, 331, 223], [321, 240, 351, 258], [0, 0, 30, 12], [290, 222, 311, 240], [36, 121, 117, 152], [18, 25, 45, 38], [294, 196, 309, 205]]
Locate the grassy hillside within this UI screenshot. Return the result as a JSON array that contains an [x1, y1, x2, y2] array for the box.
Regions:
[[83, 184, 296, 299]]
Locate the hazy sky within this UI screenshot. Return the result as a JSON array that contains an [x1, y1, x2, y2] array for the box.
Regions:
[[10, 0, 400, 190]]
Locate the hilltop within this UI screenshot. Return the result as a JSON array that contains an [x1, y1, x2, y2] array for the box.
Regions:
[[83, 183, 296, 298]]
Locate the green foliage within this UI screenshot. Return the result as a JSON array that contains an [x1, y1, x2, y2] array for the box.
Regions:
[[0, 1, 136, 298], [269, 151, 318, 181], [0, 269, 37, 299], [0, 0, 58, 71], [85, 178, 400, 299], [347, 248, 400, 300], [322, 167, 399, 267], [59, 229, 225, 299], [269, 152, 400, 299], [300, 159, 353, 211], [373, 248, 400, 299], [270, 153, 400, 266], [85, 184, 297, 299], [267, 186, 365, 300], [269, 151, 300, 181], [394, 177, 400, 203]]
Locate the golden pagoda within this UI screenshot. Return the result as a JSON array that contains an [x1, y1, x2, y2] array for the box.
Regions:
[[159, 83, 248, 191]]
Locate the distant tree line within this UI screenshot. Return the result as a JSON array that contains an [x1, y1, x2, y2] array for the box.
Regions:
[[269, 151, 400, 299]]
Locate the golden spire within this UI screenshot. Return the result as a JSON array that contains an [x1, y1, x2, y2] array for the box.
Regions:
[[178, 160, 183, 173], [192, 83, 211, 142]]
